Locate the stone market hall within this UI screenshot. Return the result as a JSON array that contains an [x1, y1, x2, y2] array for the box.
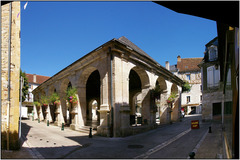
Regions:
[[32, 36, 184, 137]]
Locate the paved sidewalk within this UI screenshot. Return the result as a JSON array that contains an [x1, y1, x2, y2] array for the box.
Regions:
[[1, 116, 224, 159], [194, 120, 223, 159], [1, 139, 35, 159]]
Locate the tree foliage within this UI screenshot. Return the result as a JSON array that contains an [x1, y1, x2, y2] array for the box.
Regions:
[[182, 81, 191, 92], [20, 69, 29, 102]]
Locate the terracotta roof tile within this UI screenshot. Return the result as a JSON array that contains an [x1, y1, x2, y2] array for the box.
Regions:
[[26, 74, 50, 84], [177, 58, 203, 72]]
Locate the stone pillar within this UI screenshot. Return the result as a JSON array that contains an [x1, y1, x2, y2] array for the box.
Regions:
[[59, 91, 67, 124], [77, 87, 86, 127], [54, 103, 64, 126], [141, 88, 151, 125], [97, 104, 110, 136], [120, 105, 130, 136], [39, 106, 44, 121], [70, 102, 79, 130], [33, 105, 38, 120]]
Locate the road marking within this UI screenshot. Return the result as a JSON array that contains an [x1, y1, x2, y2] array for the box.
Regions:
[[134, 128, 191, 159]]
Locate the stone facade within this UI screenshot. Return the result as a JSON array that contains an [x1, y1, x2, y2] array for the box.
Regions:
[[33, 36, 183, 137], [199, 37, 232, 121], [1, 2, 21, 150]]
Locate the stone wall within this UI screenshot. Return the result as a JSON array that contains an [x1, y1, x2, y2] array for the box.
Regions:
[[1, 2, 21, 150]]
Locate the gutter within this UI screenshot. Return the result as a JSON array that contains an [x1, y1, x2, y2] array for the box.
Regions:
[[109, 47, 114, 137]]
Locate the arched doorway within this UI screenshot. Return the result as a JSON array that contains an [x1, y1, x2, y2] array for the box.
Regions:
[[86, 70, 100, 128], [155, 77, 167, 124], [49, 87, 57, 123], [66, 82, 73, 126], [129, 69, 142, 126]]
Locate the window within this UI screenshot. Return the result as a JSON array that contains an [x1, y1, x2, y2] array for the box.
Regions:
[[200, 95, 202, 102], [207, 65, 220, 88], [200, 85, 202, 91], [208, 45, 218, 61], [187, 96, 190, 103], [186, 74, 191, 81]]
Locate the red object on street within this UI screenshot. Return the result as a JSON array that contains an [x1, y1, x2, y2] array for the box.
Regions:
[[191, 120, 199, 129]]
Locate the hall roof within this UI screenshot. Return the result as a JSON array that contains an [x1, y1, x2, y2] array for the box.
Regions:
[[115, 36, 159, 64], [35, 36, 183, 89]]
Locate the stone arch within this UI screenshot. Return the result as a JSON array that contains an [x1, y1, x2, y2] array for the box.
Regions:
[[77, 66, 101, 127], [86, 70, 101, 127], [59, 78, 73, 125], [171, 83, 178, 93], [155, 76, 168, 124], [128, 66, 150, 126], [131, 66, 150, 89]]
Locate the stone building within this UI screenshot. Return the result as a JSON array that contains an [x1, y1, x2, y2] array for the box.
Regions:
[[33, 36, 184, 137], [1, 2, 21, 150], [166, 56, 202, 115], [198, 37, 224, 121], [21, 74, 50, 118]]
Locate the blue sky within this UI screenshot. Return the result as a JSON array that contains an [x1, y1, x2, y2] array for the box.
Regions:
[[21, 1, 217, 77]]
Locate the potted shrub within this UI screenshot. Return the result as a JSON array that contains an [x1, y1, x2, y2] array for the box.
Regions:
[[50, 92, 61, 105], [40, 95, 49, 107], [33, 101, 41, 107], [66, 87, 78, 104]]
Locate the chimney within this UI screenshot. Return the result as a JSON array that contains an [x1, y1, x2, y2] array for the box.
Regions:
[[33, 74, 36, 83], [165, 61, 170, 70], [177, 55, 181, 62]]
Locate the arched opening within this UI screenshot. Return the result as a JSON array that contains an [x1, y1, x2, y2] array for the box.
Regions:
[[170, 83, 179, 122], [129, 69, 142, 126], [40, 91, 47, 120], [86, 70, 100, 128], [155, 77, 167, 124], [66, 82, 73, 126], [49, 88, 57, 123]]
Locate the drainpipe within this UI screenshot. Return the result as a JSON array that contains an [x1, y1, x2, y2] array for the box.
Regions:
[[19, 77, 23, 139], [109, 47, 114, 137], [7, 2, 12, 150]]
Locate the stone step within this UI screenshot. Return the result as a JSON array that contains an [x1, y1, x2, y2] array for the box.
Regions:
[[77, 126, 97, 135]]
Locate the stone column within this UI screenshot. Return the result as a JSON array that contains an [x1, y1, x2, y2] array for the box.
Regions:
[[77, 87, 86, 127], [54, 103, 63, 126], [141, 88, 151, 125], [97, 104, 110, 136], [120, 105, 130, 136], [59, 91, 67, 124], [70, 102, 79, 130], [39, 106, 44, 121], [33, 105, 38, 120], [45, 105, 53, 123]]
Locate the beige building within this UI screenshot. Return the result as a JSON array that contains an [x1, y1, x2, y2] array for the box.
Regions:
[[33, 36, 184, 137], [166, 56, 202, 115], [21, 74, 50, 118], [1, 2, 21, 150]]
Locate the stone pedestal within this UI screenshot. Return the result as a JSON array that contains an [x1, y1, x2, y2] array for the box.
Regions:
[[97, 104, 110, 136], [120, 105, 130, 136], [70, 104, 79, 130], [54, 104, 61, 126]]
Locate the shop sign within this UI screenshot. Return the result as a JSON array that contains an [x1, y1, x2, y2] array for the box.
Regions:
[[191, 120, 199, 129]]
